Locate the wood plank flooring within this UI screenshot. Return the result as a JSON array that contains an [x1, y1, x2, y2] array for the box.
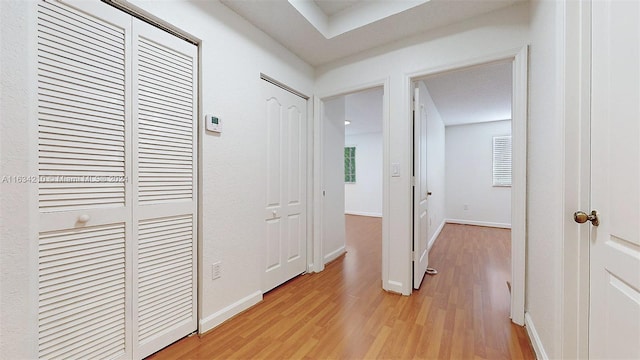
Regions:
[[149, 216, 535, 359]]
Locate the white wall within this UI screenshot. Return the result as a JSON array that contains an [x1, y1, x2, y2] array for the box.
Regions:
[[345, 132, 383, 217], [315, 2, 530, 294], [417, 81, 446, 248], [0, 0, 314, 356], [322, 97, 347, 262], [445, 120, 512, 227], [1, 2, 39, 357]]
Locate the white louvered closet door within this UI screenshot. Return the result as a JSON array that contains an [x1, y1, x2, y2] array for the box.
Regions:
[[36, 1, 198, 359], [131, 18, 198, 360], [36, 1, 133, 359]]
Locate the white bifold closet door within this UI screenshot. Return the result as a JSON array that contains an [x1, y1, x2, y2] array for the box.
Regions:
[[36, 1, 197, 359]]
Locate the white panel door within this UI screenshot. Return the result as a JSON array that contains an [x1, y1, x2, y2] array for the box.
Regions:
[[589, 1, 640, 358], [263, 81, 307, 292], [36, 1, 132, 359], [132, 18, 198, 359], [413, 87, 429, 289]]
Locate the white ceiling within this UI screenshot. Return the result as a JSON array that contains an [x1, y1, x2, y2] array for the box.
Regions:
[[218, 1, 514, 128], [344, 87, 384, 136], [220, 0, 526, 67], [422, 61, 512, 126], [337, 64, 512, 135], [313, 0, 361, 16]]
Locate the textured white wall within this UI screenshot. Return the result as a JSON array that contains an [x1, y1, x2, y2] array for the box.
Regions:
[[322, 97, 347, 262], [315, 2, 530, 294], [418, 81, 446, 247], [445, 120, 512, 227], [345, 132, 383, 217], [0, 1, 314, 355], [1, 1, 39, 358]]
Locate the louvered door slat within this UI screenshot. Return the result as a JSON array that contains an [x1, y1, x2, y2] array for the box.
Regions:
[[139, 118, 192, 135], [38, 18, 125, 60], [138, 40, 192, 67], [137, 43, 191, 70], [38, 49, 124, 84], [139, 97, 192, 118], [138, 84, 193, 106], [38, 63, 123, 94], [39, 2, 123, 41], [39, 77, 124, 102]]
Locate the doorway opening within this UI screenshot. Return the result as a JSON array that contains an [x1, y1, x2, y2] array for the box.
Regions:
[[408, 47, 528, 325], [314, 85, 386, 286]]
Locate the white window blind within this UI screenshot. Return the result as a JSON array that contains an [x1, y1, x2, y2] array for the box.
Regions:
[[493, 135, 512, 187]]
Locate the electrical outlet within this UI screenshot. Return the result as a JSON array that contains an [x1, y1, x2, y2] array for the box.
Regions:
[[212, 262, 221, 280], [463, 204, 469, 211]]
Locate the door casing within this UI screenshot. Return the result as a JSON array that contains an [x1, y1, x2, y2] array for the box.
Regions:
[[406, 46, 529, 324]]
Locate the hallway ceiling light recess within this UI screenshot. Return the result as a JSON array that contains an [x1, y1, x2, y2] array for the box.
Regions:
[[220, 0, 526, 66], [290, 0, 430, 39]]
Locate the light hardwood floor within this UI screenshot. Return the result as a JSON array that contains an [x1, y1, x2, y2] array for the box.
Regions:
[[149, 215, 534, 359]]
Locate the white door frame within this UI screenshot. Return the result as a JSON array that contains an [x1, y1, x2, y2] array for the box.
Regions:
[[560, 1, 591, 358], [405, 46, 529, 325], [311, 79, 390, 277]]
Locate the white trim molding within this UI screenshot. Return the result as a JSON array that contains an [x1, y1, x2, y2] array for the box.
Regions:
[[199, 291, 262, 334], [427, 220, 446, 251], [313, 78, 391, 292], [510, 45, 528, 326], [405, 45, 528, 325], [525, 312, 549, 360], [445, 219, 511, 229], [324, 246, 346, 264], [344, 211, 382, 218]]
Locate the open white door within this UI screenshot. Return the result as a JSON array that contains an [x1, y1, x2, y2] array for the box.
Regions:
[[262, 81, 308, 293], [413, 86, 430, 289], [588, 1, 640, 358]]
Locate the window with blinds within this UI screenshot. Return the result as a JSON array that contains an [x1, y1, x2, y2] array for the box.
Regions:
[[493, 135, 512, 187]]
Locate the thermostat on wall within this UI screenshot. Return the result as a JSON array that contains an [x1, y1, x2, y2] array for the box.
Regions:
[[205, 114, 222, 133]]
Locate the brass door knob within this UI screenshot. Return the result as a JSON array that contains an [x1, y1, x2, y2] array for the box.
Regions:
[[574, 210, 600, 226]]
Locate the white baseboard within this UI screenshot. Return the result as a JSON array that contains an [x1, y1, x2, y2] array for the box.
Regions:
[[445, 218, 511, 229], [324, 245, 346, 264], [344, 211, 382, 218], [199, 291, 262, 334], [384, 280, 406, 295], [428, 220, 446, 251], [525, 312, 548, 360]]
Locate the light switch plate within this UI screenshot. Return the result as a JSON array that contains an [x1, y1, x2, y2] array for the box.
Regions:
[[391, 163, 401, 177]]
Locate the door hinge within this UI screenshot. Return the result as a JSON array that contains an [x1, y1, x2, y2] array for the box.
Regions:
[[412, 251, 416, 261], [411, 176, 416, 186]]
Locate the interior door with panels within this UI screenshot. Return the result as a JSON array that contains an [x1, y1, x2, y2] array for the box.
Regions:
[[588, 1, 640, 358], [262, 81, 308, 293]]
